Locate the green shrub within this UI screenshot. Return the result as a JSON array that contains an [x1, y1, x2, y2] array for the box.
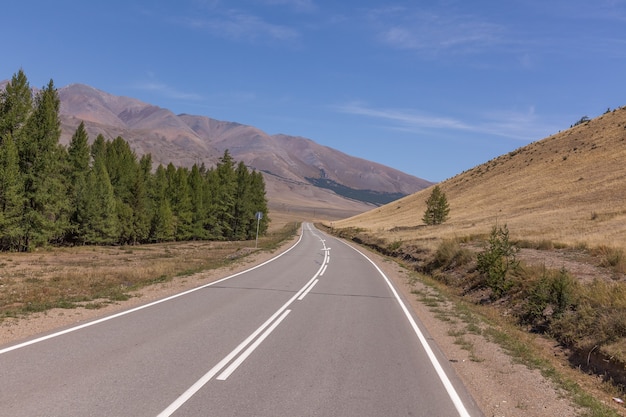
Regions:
[[476, 224, 519, 298], [552, 279, 626, 350], [523, 268, 577, 326], [433, 239, 474, 270], [387, 240, 402, 253]]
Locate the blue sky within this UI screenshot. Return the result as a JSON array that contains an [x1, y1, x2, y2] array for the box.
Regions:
[[3, 0, 626, 182]]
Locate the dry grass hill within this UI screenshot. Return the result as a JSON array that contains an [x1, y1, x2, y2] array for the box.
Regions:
[[334, 107, 626, 251], [329, 107, 626, 414]]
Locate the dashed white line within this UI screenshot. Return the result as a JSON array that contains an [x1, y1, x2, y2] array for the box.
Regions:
[[157, 224, 330, 417]]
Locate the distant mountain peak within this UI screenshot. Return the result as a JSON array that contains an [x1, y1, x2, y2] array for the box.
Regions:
[[42, 82, 432, 215]]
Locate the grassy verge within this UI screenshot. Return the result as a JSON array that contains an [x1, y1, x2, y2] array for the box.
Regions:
[[323, 224, 624, 416], [411, 270, 620, 417], [0, 222, 300, 320]]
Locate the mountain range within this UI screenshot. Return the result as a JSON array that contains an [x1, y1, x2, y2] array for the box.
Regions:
[[48, 83, 432, 220]]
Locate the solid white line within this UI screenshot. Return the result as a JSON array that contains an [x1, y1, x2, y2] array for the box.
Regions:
[[320, 264, 328, 276], [297, 279, 319, 301], [217, 309, 291, 380], [0, 230, 305, 356], [329, 232, 472, 417]]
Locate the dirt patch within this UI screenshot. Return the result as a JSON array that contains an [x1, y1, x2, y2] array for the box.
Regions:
[[518, 247, 622, 283]]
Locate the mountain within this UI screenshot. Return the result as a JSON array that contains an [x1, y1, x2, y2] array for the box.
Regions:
[[334, 107, 626, 247], [58, 84, 219, 168], [50, 83, 431, 220]]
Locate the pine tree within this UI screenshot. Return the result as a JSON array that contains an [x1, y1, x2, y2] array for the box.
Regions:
[[150, 165, 175, 242], [0, 69, 32, 142], [104, 136, 139, 244], [91, 134, 107, 162], [105, 136, 137, 202], [127, 156, 151, 244], [19, 80, 69, 249], [0, 135, 24, 250], [202, 167, 222, 239], [77, 158, 119, 244], [165, 164, 193, 240], [0, 70, 31, 250], [249, 170, 269, 237], [188, 163, 207, 240], [422, 185, 450, 225], [66, 122, 91, 243], [214, 150, 237, 239], [67, 122, 90, 177], [231, 161, 253, 240]]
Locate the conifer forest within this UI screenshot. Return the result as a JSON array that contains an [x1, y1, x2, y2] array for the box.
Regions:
[[0, 70, 269, 251]]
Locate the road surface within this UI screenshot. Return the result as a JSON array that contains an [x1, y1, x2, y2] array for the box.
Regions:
[[0, 223, 483, 416]]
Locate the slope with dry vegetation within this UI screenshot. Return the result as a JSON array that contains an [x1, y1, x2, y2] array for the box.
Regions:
[[335, 107, 626, 249], [329, 107, 626, 414]]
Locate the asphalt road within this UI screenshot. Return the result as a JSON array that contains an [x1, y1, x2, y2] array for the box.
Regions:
[[0, 223, 483, 417]]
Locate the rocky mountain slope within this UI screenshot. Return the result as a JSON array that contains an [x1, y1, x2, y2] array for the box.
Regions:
[[52, 83, 431, 218]]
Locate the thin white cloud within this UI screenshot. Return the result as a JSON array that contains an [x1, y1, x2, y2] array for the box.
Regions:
[[132, 80, 203, 101], [530, 0, 626, 22], [208, 90, 258, 103], [336, 101, 472, 131], [261, 0, 317, 13], [368, 8, 505, 56], [335, 102, 556, 141], [182, 9, 300, 43]]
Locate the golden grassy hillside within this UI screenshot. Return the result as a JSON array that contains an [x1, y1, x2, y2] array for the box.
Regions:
[[333, 107, 626, 250]]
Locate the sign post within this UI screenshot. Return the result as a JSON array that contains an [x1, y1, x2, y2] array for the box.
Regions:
[[255, 211, 263, 249]]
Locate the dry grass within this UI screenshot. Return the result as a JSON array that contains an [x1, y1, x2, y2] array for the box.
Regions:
[[328, 108, 626, 403], [0, 223, 298, 319], [332, 107, 626, 252]]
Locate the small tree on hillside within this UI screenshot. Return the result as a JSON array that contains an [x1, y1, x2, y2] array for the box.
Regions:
[[476, 223, 519, 299], [422, 185, 450, 225]]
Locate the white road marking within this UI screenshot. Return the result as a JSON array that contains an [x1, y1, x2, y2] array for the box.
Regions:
[[338, 237, 472, 417], [0, 230, 305, 356], [217, 309, 291, 380], [297, 279, 319, 300], [157, 224, 329, 416]]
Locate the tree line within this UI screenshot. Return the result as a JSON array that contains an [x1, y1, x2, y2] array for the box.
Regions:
[[0, 69, 268, 251]]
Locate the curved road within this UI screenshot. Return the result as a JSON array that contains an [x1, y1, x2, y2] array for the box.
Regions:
[[0, 223, 483, 417]]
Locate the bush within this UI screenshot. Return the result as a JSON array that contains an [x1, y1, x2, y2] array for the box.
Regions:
[[572, 115, 590, 127], [593, 245, 626, 274], [476, 224, 519, 298], [522, 268, 577, 327], [387, 240, 402, 253], [433, 239, 474, 270], [550, 280, 626, 352]]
